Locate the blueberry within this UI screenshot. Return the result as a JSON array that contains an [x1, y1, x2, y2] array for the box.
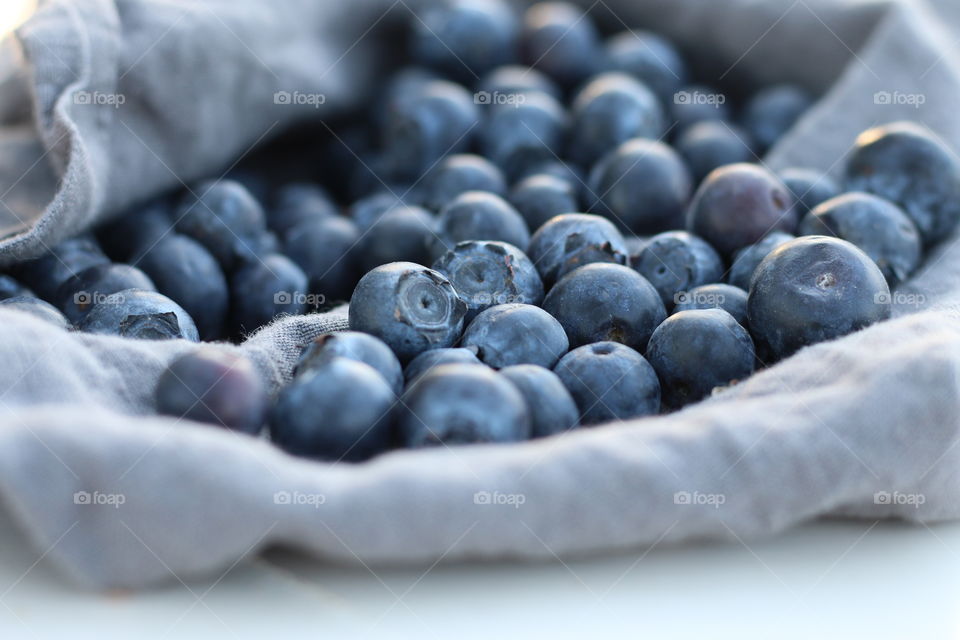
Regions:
[[747, 236, 891, 361], [673, 283, 749, 327], [271, 357, 396, 461], [0, 274, 33, 301], [675, 121, 754, 184], [845, 121, 960, 246], [624, 235, 649, 268], [357, 206, 436, 275], [0, 296, 71, 330], [741, 84, 812, 153], [15, 235, 110, 301], [398, 363, 530, 446], [727, 231, 795, 291], [568, 72, 664, 168], [433, 191, 530, 257], [349, 191, 405, 230], [268, 182, 338, 238], [382, 80, 479, 180], [798, 193, 921, 286], [588, 138, 692, 234], [80, 289, 199, 341], [646, 309, 755, 409], [526, 213, 629, 286], [778, 167, 840, 217], [230, 254, 309, 333], [403, 347, 484, 384], [381, 67, 443, 126], [603, 30, 687, 105], [284, 216, 361, 303], [543, 263, 666, 351], [136, 234, 228, 340], [553, 341, 660, 425], [349, 262, 467, 363], [411, 0, 519, 80], [155, 348, 267, 434], [296, 331, 404, 395], [513, 160, 584, 193], [433, 240, 543, 321], [174, 180, 268, 271], [56, 263, 157, 326], [477, 64, 561, 102], [500, 364, 578, 437], [461, 303, 568, 368], [420, 154, 506, 211], [670, 84, 731, 132], [97, 198, 173, 261], [521, 2, 601, 88], [509, 173, 579, 231], [686, 163, 797, 257], [633, 231, 724, 308], [478, 92, 568, 179]]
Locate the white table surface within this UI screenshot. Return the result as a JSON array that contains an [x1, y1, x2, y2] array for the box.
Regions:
[[0, 514, 958, 639]]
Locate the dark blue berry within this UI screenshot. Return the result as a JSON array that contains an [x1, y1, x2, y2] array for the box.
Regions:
[[283, 216, 361, 303], [432, 240, 543, 321], [230, 254, 309, 332], [647, 309, 755, 409], [686, 163, 797, 257], [778, 168, 840, 217], [553, 341, 660, 425], [80, 289, 199, 341], [673, 283, 748, 327], [526, 213, 629, 286], [357, 206, 436, 274], [727, 231, 795, 291], [543, 263, 666, 350], [521, 2, 601, 88], [747, 236, 891, 361], [477, 64, 561, 102], [137, 234, 229, 340], [155, 348, 267, 434], [675, 121, 754, 184], [349, 262, 467, 363], [56, 263, 156, 325], [633, 231, 724, 308], [0, 296, 71, 330], [404, 347, 484, 385], [15, 235, 109, 301], [461, 303, 568, 368], [603, 30, 687, 105], [845, 121, 960, 246], [296, 331, 404, 395], [478, 92, 568, 179], [568, 72, 664, 168], [0, 274, 33, 301], [420, 154, 506, 211], [500, 364, 578, 437], [271, 357, 395, 461], [175, 180, 268, 271], [742, 84, 812, 153], [509, 173, 579, 231], [433, 191, 530, 257], [398, 363, 530, 446], [798, 192, 921, 286], [268, 182, 338, 238], [588, 138, 691, 234], [97, 198, 173, 262]]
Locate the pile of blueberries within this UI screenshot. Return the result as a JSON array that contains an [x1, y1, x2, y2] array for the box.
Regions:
[[3, 1, 958, 463]]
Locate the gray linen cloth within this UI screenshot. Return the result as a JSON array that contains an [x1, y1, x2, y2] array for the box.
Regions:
[[0, 0, 957, 588]]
